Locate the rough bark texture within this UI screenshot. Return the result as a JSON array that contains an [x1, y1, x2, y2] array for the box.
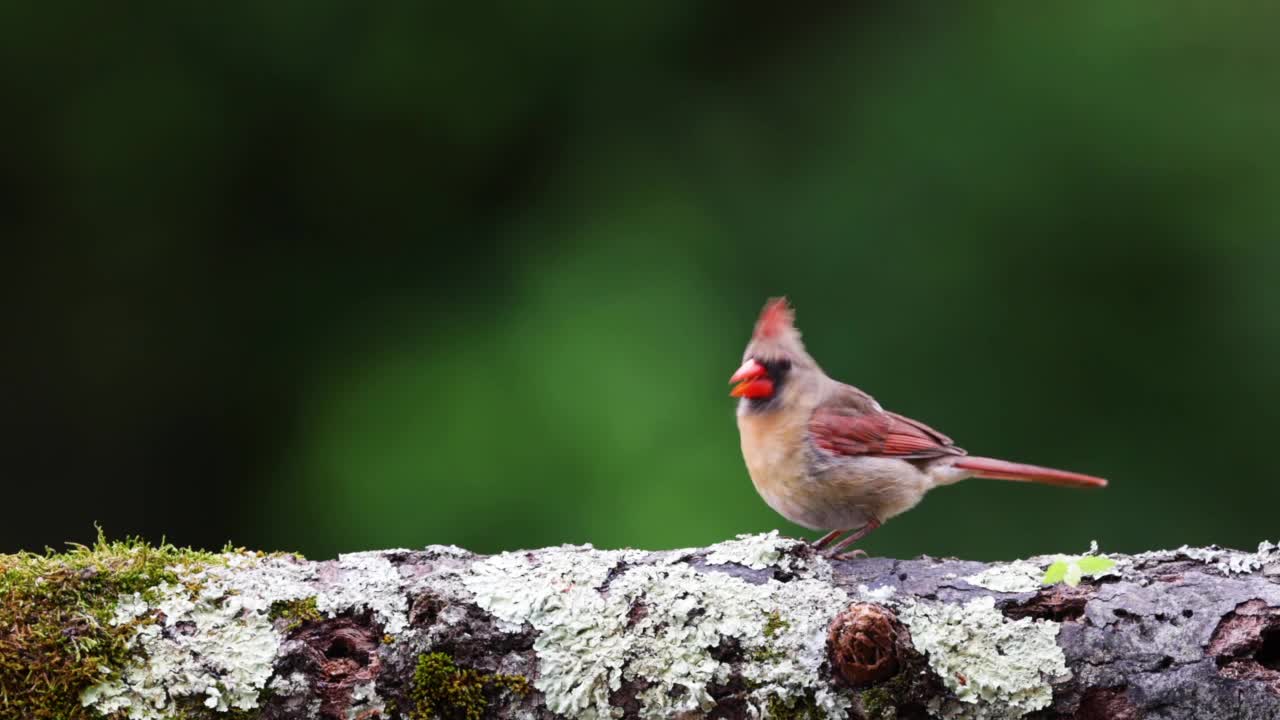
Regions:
[[24, 534, 1280, 720]]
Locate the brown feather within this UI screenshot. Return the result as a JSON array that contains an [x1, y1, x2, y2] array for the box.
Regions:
[[808, 408, 966, 461], [952, 456, 1108, 488]]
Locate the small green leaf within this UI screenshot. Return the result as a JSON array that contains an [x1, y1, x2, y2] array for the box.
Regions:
[[1063, 562, 1083, 587], [1043, 552, 1117, 587], [1042, 560, 1068, 585], [1076, 556, 1116, 575]]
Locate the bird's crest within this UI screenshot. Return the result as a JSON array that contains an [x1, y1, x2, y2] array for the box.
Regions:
[[752, 297, 795, 340]]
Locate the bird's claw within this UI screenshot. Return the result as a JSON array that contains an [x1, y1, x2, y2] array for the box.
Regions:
[[833, 549, 868, 560]]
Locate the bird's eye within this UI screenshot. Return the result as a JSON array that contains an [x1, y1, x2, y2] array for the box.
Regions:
[[762, 358, 792, 377]]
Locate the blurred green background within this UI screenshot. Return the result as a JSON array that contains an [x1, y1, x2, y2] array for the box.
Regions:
[[4, 2, 1278, 561]]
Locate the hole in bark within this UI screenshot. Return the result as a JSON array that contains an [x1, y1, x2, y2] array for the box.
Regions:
[[1182, 609, 1194, 619], [278, 614, 383, 719], [1111, 606, 1143, 626], [1156, 655, 1173, 670], [1208, 599, 1280, 694], [326, 635, 365, 663], [1002, 584, 1090, 622], [1257, 627, 1280, 671]]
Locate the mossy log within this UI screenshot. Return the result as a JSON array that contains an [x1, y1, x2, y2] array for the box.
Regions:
[[4, 533, 1280, 719]]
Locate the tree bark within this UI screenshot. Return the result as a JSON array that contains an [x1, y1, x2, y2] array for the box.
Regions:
[[47, 534, 1280, 719]]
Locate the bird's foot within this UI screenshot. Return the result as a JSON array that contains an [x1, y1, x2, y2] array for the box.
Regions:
[[820, 519, 881, 559], [833, 549, 868, 560]]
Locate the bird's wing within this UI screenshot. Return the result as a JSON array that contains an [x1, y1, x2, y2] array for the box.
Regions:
[[809, 387, 966, 460]]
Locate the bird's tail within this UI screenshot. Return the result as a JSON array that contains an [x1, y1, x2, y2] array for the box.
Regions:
[[952, 456, 1107, 488]]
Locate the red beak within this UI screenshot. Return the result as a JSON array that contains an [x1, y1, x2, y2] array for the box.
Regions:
[[729, 358, 774, 398]]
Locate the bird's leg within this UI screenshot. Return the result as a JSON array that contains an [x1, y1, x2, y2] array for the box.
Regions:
[[812, 529, 844, 550], [824, 518, 881, 559]]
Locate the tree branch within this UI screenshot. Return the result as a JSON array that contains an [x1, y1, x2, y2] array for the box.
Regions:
[[6, 533, 1280, 719]]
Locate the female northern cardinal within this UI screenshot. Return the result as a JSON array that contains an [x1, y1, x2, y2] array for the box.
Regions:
[[730, 297, 1106, 558]]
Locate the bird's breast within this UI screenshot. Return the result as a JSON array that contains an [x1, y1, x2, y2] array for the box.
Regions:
[[737, 411, 827, 530]]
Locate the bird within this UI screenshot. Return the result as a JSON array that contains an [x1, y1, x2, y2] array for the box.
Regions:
[[729, 296, 1106, 558]]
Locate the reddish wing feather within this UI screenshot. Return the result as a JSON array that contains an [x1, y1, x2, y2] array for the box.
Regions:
[[809, 408, 966, 460]]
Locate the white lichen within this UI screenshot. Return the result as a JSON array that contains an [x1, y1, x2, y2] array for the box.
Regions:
[[80, 550, 411, 719], [464, 534, 852, 720], [269, 670, 311, 696], [348, 680, 385, 720], [110, 592, 150, 625], [736, 577, 854, 718], [270, 671, 321, 718], [897, 596, 1068, 719], [705, 530, 805, 573], [80, 579, 280, 718], [1184, 546, 1263, 575], [963, 562, 1044, 593], [423, 543, 475, 558], [464, 545, 630, 717], [857, 583, 897, 603], [1127, 541, 1280, 577], [319, 551, 410, 634]]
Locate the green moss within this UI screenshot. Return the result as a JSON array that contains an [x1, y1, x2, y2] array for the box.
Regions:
[[762, 610, 790, 638], [268, 596, 321, 631], [750, 645, 785, 663], [409, 651, 529, 720], [764, 689, 823, 720], [859, 686, 893, 719], [166, 695, 266, 720], [0, 528, 226, 720], [749, 610, 792, 663], [857, 669, 911, 719]]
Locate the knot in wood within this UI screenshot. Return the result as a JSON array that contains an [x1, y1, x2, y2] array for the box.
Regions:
[[827, 602, 903, 687]]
